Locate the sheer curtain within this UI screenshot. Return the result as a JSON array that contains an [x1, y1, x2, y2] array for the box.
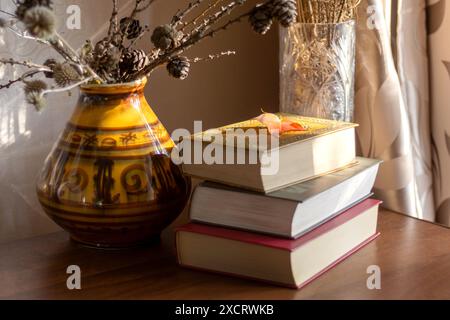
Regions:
[[356, 0, 450, 225], [354, 0, 434, 220], [427, 0, 450, 225]]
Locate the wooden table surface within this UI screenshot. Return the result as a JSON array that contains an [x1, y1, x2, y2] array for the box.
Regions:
[[1, 209, 450, 300]]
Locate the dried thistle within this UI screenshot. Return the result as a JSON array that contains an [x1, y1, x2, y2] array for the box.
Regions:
[[23, 5, 56, 40], [26, 91, 47, 111], [24, 80, 48, 111], [53, 63, 82, 87], [151, 24, 182, 50], [15, 0, 53, 20], [24, 79, 47, 94]]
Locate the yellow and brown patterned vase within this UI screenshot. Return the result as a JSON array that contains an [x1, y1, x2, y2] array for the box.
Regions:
[[36, 77, 191, 248]]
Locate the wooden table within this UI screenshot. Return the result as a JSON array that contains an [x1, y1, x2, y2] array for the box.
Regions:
[[1, 209, 450, 300]]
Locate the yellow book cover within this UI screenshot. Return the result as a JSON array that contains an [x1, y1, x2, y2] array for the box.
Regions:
[[187, 113, 358, 150]]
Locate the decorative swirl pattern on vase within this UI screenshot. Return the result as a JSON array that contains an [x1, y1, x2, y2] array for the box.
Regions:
[[57, 168, 89, 198], [93, 158, 120, 205], [121, 163, 151, 195]]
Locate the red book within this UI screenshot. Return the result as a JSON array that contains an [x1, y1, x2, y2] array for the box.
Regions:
[[176, 198, 381, 289]]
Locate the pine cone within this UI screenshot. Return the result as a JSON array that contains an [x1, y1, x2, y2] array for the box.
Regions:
[[167, 56, 190, 80], [53, 63, 81, 87], [151, 24, 181, 50], [271, 0, 298, 27], [119, 49, 150, 79], [92, 38, 122, 78], [101, 45, 122, 71], [94, 38, 109, 56], [249, 4, 273, 35], [43, 58, 56, 78], [15, 0, 52, 20], [120, 17, 142, 40]]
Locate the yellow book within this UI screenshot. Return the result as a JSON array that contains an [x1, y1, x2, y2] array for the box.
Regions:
[[178, 114, 358, 193]]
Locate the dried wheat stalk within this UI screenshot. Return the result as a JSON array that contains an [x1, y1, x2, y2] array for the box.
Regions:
[[296, 0, 360, 23]]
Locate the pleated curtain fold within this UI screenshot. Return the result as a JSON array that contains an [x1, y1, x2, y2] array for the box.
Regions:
[[355, 0, 450, 224]]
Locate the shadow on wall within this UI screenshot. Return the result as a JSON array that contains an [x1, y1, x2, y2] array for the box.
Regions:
[[0, 0, 279, 243]]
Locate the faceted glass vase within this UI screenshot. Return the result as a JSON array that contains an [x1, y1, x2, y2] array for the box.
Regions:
[[280, 20, 356, 122], [36, 77, 191, 248]]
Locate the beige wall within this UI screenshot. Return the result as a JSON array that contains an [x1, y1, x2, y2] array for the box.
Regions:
[[147, 1, 279, 133], [0, 0, 278, 243]]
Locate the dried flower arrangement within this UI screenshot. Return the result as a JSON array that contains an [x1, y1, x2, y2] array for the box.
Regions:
[[0, 0, 299, 111], [296, 0, 361, 23]]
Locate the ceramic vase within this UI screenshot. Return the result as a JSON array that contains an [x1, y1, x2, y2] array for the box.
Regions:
[[36, 77, 191, 248]]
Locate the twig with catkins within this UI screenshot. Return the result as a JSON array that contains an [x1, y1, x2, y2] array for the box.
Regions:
[[0, 0, 300, 111]]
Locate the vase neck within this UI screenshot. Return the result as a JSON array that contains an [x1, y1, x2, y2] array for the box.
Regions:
[[80, 77, 147, 95]]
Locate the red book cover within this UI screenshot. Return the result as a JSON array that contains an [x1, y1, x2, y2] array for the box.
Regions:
[[177, 198, 381, 251], [176, 198, 381, 289]]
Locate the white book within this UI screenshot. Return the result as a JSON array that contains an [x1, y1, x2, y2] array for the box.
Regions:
[[190, 157, 381, 239], [179, 115, 357, 193]]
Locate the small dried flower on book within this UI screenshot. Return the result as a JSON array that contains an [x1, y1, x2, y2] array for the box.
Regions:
[[254, 112, 307, 135]]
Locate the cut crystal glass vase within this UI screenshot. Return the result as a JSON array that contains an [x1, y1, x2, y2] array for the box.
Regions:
[[280, 20, 356, 122]]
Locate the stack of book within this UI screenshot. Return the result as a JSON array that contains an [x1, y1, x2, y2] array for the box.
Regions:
[[176, 115, 382, 289]]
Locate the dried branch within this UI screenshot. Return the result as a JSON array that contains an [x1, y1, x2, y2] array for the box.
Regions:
[[171, 0, 205, 27], [0, 69, 44, 89], [180, 0, 224, 31], [203, 11, 251, 38], [42, 76, 94, 95], [51, 32, 103, 82], [0, 9, 16, 18], [6, 23, 102, 82], [7, 25, 48, 45], [127, 24, 150, 49], [135, 0, 157, 14], [1, 0, 301, 92], [115, 0, 157, 49], [108, 0, 119, 38], [187, 0, 247, 39], [191, 50, 236, 63], [0, 58, 49, 70], [137, 1, 250, 78]]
